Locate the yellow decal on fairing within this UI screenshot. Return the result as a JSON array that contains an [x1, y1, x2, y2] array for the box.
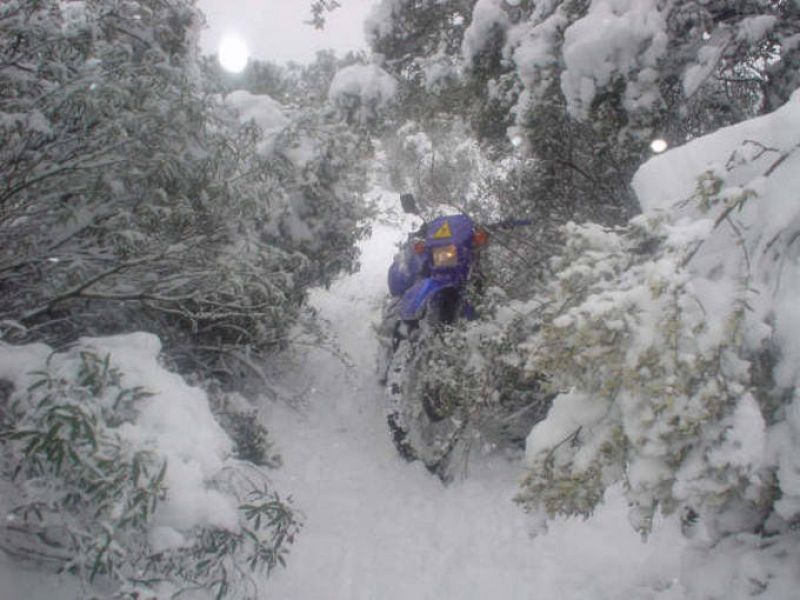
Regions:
[[433, 221, 452, 239]]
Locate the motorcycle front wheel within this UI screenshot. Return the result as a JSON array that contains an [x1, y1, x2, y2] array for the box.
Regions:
[[384, 329, 471, 481]]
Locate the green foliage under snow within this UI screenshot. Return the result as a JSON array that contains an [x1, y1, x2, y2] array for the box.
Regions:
[[0, 337, 300, 598], [512, 215, 772, 529], [510, 113, 800, 553]]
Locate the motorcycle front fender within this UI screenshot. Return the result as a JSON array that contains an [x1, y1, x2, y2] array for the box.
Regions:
[[399, 277, 458, 322]]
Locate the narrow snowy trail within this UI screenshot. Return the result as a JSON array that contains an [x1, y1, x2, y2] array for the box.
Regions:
[[262, 190, 687, 600]]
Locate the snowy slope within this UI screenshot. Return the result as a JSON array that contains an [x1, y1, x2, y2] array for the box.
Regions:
[[261, 186, 687, 600]]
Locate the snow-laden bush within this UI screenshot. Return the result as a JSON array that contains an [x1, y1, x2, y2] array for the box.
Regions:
[[0, 333, 300, 599], [0, 0, 367, 383], [381, 118, 490, 211], [382, 286, 552, 478], [506, 91, 800, 594], [328, 63, 397, 126], [513, 215, 767, 527]]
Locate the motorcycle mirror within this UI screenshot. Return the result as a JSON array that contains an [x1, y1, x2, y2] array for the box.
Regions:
[[400, 193, 419, 215]]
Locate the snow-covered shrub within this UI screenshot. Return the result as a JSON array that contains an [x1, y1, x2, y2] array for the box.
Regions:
[[515, 92, 800, 551], [0, 334, 300, 598], [381, 119, 488, 211], [395, 297, 553, 478], [328, 63, 397, 126], [513, 216, 765, 528], [269, 109, 371, 286], [207, 388, 283, 468], [0, 0, 367, 383]]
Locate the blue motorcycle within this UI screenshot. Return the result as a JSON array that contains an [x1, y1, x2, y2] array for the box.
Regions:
[[379, 195, 491, 477], [379, 194, 546, 480]]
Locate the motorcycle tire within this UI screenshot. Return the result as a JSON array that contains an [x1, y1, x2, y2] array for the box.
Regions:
[[384, 329, 470, 482]]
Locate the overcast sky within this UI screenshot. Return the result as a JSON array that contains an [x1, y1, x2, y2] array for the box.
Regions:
[[196, 0, 380, 65]]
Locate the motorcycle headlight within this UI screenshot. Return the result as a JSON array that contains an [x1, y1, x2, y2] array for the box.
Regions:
[[432, 244, 458, 267]]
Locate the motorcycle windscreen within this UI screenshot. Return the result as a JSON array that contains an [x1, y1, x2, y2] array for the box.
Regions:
[[399, 278, 456, 321]]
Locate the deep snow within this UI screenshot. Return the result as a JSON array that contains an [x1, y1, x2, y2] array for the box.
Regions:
[[261, 189, 688, 600]]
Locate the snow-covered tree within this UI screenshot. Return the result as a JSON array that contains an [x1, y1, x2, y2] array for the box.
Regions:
[[368, 0, 800, 227], [513, 92, 800, 569], [0, 0, 368, 381], [328, 62, 398, 126], [366, 0, 473, 103], [492, 0, 800, 218], [380, 118, 491, 211]]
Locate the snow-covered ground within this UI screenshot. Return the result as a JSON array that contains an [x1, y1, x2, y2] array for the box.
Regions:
[[262, 188, 688, 600]]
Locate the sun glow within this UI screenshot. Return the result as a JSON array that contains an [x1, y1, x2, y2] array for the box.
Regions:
[[218, 34, 249, 73]]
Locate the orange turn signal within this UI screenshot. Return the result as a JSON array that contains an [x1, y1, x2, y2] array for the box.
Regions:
[[413, 240, 427, 255], [473, 228, 489, 247]]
